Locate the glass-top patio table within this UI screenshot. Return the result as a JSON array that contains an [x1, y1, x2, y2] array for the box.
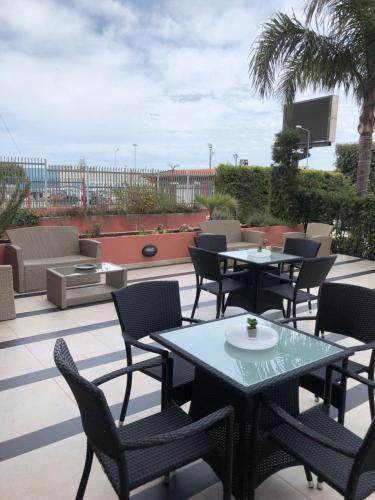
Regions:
[[151, 313, 350, 500], [218, 248, 302, 314]]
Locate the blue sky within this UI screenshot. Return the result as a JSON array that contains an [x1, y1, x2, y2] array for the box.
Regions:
[[0, 0, 360, 170]]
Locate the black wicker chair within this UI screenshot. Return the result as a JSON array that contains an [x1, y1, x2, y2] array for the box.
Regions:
[[265, 364, 375, 498], [194, 234, 228, 275], [112, 281, 199, 422], [282, 238, 322, 311], [263, 255, 337, 327], [285, 282, 375, 424], [194, 234, 227, 252], [188, 245, 251, 319], [54, 338, 234, 500]]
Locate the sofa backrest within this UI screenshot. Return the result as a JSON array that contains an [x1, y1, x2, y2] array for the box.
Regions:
[[7, 226, 80, 259], [306, 223, 333, 238], [199, 220, 242, 243]]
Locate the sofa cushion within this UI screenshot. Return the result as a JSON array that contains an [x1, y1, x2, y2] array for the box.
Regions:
[[24, 255, 96, 268]]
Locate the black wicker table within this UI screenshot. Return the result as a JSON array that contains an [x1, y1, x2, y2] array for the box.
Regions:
[[151, 313, 351, 500], [218, 248, 302, 314]]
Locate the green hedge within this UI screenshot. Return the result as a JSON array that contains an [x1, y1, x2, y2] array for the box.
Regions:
[[336, 143, 375, 190], [295, 189, 375, 259], [215, 164, 349, 222], [215, 164, 271, 220]]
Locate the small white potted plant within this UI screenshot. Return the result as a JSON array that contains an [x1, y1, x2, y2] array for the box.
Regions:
[[246, 318, 258, 338]]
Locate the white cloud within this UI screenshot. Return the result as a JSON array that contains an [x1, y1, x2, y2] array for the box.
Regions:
[[0, 0, 360, 169]]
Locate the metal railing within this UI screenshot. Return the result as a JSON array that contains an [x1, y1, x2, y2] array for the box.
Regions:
[[0, 157, 215, 210]]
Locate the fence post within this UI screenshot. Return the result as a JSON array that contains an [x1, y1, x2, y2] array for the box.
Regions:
[[43, 159, 48, 208], [26, 177, 31, 209], [81, 176, 85, 207]]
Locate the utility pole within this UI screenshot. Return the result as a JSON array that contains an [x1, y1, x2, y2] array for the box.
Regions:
[[233, 153, 238, 166], [114, 147, 120, 167], [132, 144, 138, 169], [208, 143, 214, 169]]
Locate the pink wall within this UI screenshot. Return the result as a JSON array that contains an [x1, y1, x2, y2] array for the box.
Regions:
[[246, 224, 304, 247], [38, 212, 207, 235], [95, 231, 197, 265]]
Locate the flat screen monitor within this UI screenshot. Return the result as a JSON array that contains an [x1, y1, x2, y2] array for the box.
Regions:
[[283, 95, 339, 147]]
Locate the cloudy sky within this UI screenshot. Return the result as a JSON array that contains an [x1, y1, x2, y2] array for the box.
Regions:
[[0, 0, 360, 170]]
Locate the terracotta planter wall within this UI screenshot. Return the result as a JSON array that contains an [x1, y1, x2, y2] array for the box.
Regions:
[[247, 224, 304, 247], [38, 212, 207, 235], [96, 231, 198, 266]]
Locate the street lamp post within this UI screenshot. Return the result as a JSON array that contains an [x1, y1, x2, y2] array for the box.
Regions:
[[114, 147, 120, 167], [208, 143, 214, 169], [233, 153, 238, 166], [132, 144, 138, 169], [296, 125, 310, 169]]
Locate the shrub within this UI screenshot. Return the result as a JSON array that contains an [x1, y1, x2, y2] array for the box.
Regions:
[[270, 128, 300, 223], [112, 186, 189, 214], [195, 192, 238, 219], [12, 208, 40, 227], [246, 211, 289, 227]]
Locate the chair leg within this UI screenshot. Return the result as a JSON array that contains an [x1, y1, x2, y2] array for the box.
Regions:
[[221, 294, 226, 316], [292, 301, 297, 329], [307, 288, 312, 312], [317, 478, 324, 490], [286, 300, 291, 318], [191, 287, 201, 318], [223, 413, 234, 500], [216, 295, 221, 319], [119, 372, 133, 425], [75, 443, 93, 500], [304, 467, 314, 489], [368, 374, 375, 419]]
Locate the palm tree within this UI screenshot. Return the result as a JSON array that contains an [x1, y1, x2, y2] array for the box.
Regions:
[[249, 0, 375, 194], [195, 192, 238, 219]]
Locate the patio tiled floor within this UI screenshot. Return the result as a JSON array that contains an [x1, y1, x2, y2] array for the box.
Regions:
[[1, 254, 375, 499]]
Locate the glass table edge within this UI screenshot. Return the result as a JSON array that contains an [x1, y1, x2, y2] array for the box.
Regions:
[[217, 250, 302, 265], [48, 262, 123, 277], [151, 314, 351, 394]]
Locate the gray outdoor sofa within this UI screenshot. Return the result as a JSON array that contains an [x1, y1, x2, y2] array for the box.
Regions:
[[199, 220, 265, 250], [5, 226, 101, 292]]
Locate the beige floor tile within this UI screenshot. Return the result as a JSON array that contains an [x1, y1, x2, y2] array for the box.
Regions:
[[8, 312, 78, 338], [0, 378, 79, 441], [0, 322, 18, 341], [26, 331, 113, 368], [0, 344, 43, 379]]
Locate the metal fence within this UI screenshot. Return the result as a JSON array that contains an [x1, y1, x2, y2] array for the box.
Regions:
[[0, 157, 215, 210]]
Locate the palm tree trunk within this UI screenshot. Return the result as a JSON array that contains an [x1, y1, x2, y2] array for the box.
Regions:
[[357, 95, 375, 194]]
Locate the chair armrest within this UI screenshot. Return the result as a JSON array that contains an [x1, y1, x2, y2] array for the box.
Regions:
[[262, 396, 358, 458], [79, 239, 102, 260], [92, 356, 167, 386], [241, 229, 264, 245], [350, 340, 375, 353], [181, 316, 202, 324], [124, 334, 169, 357], [329, 364, 375, 390], [4, 244, 24, 292], [121, 405, 234, 450], [280, 316, 317, 324]]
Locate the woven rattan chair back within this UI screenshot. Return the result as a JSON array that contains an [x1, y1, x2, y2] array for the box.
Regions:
[[54, 338, 121, 461], [347, 417, 375, 495], [194, 234, 227, 253], [188, 245, 222, 282], [296, 255, 337, 290], [112, 281, 183, 341], [316, 282, 375, 343], [283, 238, 321, 259]]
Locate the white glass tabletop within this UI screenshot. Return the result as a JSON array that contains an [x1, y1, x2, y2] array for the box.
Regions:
[[218, 248, 301, 266], [154, 314, 345, 390], [50, 262, 122, 277]]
